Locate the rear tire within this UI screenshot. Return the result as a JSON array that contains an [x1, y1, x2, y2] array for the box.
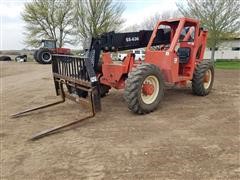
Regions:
[[36, 48, 52, 64], [192, 60, 214, 96], [33, 50, 39, 63], [124, 63, 164, 114]]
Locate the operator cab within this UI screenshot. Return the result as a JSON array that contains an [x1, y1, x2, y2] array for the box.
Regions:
[[177, 26, 195, 64], [145, 18, 207, 82], [41, 39, 57, 49]]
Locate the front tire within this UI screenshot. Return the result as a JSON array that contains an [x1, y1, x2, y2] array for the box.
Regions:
[[99, 84, 111, 97], [192, 60, 214, 96], [66, 86, 88, 98], [67, 83, 110, 98], [124, 63, 164, 114]]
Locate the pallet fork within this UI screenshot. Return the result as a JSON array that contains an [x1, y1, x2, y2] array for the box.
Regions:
[[11, 55, 101, 140]]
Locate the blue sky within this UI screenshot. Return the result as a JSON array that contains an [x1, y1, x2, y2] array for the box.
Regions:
[[0, 0, 179, 50]]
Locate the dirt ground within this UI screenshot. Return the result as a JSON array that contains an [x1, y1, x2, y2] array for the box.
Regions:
[[1, 61, 240, 180]]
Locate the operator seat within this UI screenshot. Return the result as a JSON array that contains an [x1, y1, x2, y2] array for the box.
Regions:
[[177, 47, 191, 64]]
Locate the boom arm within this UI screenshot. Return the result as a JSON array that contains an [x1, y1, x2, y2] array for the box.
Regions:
[[87, 29, 171, 70]]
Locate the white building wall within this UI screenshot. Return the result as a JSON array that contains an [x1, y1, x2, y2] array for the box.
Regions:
[[204, 39, 240, 59], [204, 50, 240, 59]]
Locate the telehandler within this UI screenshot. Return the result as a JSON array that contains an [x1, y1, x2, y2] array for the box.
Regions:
[[12, 18, 214, 140]]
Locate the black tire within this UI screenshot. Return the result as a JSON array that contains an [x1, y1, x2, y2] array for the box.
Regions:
[[33, 50, 39, 62], [124, 63, 164, 114], [100, 84, 111, 97], [67, 83, 110, 98], [76, 89, 88, 98], [15, 55, 27, 62], [66, 86, 88, 98], [0, 56, 11, 61], [192, 60, 214, 96], [36, 48, 52, 64], [23, 56, 27, 62]]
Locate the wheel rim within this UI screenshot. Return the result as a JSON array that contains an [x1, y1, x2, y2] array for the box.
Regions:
[[42, 52, 51, 62], [141, 75, 159, 104], [203, 69, 212, 89]]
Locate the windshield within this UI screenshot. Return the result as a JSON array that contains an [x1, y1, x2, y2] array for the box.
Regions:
[[44, 41, 56, 49]]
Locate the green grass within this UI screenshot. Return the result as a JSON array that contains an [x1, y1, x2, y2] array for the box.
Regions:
[[215, 61, 240, 69]]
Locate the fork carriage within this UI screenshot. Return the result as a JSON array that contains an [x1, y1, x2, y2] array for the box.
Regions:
[[11, 54, 102, 140]]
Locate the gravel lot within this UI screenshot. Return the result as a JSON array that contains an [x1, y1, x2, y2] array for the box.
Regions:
[[1, 61, 240, 179]]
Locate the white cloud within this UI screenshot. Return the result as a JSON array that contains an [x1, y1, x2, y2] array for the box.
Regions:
[[0, 1, 24, 19], [0, 1, 25, 50], [123, 0, 178, 27], [2, 22, 25, 50]]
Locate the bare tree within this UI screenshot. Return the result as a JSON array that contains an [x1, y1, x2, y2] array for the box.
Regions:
[[123, 24, 141, 32], [22, 0, 75, 48], [176, 0, 240, 60], [140, 10, 181, 30], [141, 13, 162, 30], [74, 0, 125, 43]]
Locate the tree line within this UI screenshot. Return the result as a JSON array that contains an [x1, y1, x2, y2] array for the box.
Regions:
[[22, 0, 125, 48], [22, 0, 239, 60]]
